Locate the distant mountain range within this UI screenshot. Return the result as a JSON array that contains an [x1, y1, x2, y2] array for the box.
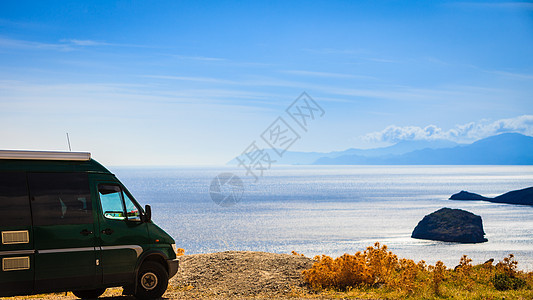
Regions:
[[229, 133, 533, 165], [315, 133, 533, 165]]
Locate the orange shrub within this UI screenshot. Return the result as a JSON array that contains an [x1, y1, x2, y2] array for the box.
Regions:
[[389, 258, 419, 293], [302, 242, 399, 290], [302, 244, 532, 296], [417, 259, 427, 271], [496, 254, 518, 276], [429, 260, 446, 296], [453, 255, 474, 289], [291, 250, 305, 257], [365, 242, 398, 284]]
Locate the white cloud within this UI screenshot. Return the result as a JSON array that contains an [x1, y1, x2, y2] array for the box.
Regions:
[[364, 115, 533, 143]]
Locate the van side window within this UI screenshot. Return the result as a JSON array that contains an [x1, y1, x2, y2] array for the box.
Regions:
[[0, 172, 31, 227], [98, 184, 141, 222], [99, 185, 126, 220], [28, 173, 92, 226]]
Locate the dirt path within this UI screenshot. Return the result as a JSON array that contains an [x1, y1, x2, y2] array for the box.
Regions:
[[5, 251, 318, 299], [169, 251, 315, 298]]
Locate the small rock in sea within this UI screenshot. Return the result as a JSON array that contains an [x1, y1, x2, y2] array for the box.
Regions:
[[411, 207, 488, 243], [449, 190, 488, 201], [450, 187, 533, 206]]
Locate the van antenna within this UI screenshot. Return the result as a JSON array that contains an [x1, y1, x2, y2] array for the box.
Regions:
[[66, 133, 72, 152]]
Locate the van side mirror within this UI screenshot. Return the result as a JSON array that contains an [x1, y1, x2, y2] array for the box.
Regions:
[[143, 205, 152, 223]]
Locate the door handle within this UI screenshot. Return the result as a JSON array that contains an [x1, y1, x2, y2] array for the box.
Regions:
[[80, 229, 93, 236], [101, 228, 114, 235]]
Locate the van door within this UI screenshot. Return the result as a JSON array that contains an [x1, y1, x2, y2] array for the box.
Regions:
[[96, 183, 149, 285], [0, 172, 34, 296], [28, 172, 97, 292]]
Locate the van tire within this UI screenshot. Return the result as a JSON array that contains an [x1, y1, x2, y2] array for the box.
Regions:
[[72, 288, 106, 299], [134, 261, 168, 299]]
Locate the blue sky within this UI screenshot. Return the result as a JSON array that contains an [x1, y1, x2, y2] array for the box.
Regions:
[[1, 0, 532, 165]]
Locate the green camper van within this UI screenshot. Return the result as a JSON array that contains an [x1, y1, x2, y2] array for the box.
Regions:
[[0, 150, 178, 299]]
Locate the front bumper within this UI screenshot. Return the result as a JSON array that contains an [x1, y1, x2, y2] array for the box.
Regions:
[[167, 258, 179, 278]]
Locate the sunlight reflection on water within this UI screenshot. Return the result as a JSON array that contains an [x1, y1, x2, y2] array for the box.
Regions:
[[112, 165, 533, 270]]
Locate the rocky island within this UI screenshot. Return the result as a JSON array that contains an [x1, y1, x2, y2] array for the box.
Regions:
[[450, 186, 533, 206], [412, 207, 487, 243]]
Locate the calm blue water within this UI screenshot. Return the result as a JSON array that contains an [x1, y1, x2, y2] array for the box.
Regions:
[[111, 165, 533, 271]]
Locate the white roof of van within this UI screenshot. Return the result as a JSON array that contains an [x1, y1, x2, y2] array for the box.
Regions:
[[0, 150, 91, 161]]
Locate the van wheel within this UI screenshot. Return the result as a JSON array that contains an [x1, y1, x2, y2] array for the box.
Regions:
[[134, 261, 168, 299], [72, 288, 106, 299]]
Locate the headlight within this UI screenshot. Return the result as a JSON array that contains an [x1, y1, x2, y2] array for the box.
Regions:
[[171, 243, 177, 253]]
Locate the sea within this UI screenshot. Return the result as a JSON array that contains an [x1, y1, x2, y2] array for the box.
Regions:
[[111, 165, 533, 271]]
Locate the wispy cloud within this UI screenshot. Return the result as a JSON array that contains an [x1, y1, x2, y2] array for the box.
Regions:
[[451, 2, 533, 10], [61, 39, 111, 46], [362, 57, 402, 64], [487, 70, 533, 81], [0, 37, 75, 51], [302, 48, 363, 55], [302, 48, 402, 64], [0, 79, 276, 112], [282, 70, 376, 80], [0, 37, 150, 51], [143, 72, 518, 108], [364, 115, 533, 143], [0, 18, 50, 30], [141, 74, 313, 90], [172, 54, 226, 61], [59, 38, 153, 49], [142, 74, 237, 84]]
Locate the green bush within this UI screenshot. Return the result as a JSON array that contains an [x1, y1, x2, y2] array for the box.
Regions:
[[492, 273, 526, 291]]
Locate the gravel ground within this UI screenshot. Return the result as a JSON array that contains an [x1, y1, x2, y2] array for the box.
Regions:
[[5, 251, 318, 300]]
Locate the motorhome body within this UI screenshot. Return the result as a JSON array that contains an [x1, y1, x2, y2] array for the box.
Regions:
[[0, 150, 178, 299]]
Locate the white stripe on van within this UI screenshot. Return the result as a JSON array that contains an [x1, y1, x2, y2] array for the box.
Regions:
[[101, 245, 143, 257], [35, 245, 143, 258], [0, 245, 143, 258], [0, 250, 35, 256], [38, 247, 97, 254]]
